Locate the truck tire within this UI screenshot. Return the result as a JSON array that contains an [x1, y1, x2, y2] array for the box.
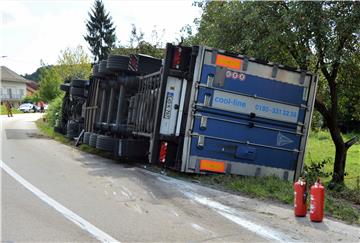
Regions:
[[71, 79, 88, 88], [96, 135, 119, 152], [66, 121, 80, 138], [93, 64, 99, 76], [107, 55, 130, 72], [89, 133, 98, 147], [83, 132, 91, 144], [60, 84, 70, 92], [54, 126, 63, 133], [70, 87, 87, 98], [98, 60, 112, 75]]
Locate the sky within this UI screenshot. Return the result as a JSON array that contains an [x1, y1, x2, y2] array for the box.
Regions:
[[0, 0, 202, 76]]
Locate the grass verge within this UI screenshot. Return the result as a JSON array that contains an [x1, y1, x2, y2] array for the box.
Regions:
[[35, 120, 360, 225], [306, 130, 360, 190], [1, 105, 22, 115], [35, 119, 72, 145]]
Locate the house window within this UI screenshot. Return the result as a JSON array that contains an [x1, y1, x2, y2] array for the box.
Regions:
[[7, 88, 12, 99], [19, 89, 24, 98]]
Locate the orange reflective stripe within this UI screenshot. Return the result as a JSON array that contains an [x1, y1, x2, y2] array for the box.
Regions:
[[215, 54, 242, 70], [200, 159, 225, 173]]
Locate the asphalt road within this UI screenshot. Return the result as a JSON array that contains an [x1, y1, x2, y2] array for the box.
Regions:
[[1, 113, 359, 242]]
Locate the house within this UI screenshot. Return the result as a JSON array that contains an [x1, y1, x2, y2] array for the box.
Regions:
[[1, 66, 28, 107], [26, 80, 39, 96]]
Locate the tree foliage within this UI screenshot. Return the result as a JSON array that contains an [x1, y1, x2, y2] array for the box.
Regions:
[[46, 93, 64, 127], [57, 45, 92, 82], [189, 1, 360, 184], [38, 65, 62, 103], [22, 66, 50, 82], [84, 0, 116, 62], [38, 46, 92, 103], [112, 25, 164, 59]]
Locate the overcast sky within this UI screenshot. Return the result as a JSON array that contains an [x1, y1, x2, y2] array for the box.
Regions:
[[0, 0, 201, 76]]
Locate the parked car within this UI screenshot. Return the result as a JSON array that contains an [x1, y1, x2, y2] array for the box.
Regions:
[[19, 103, 39, 113]]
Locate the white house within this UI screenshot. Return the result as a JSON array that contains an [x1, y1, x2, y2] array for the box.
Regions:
[[1, 66, 27, 107]]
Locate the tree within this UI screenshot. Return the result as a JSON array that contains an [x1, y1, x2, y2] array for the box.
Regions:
[[22, 92, 40, 104], [38, 65, 62, 103], [38, 46, 92, 103], [129, 24, 145, 48], [22, 66, 50, 82], [57, 45, 92, 81], [190, 1, 360, 184], [84, 0, 116, 62], [112, 25, 164, 59]]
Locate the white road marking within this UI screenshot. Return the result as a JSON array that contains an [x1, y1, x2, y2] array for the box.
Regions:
[[0, 160, 120, 243]]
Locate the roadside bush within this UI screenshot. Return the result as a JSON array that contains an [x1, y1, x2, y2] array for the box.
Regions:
[[303, 158, 332, 188], [46, 94, 64, 127]]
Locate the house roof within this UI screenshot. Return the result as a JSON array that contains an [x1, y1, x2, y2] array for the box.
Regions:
[[26, 80, 39, 90], [1, 66, 28, 83]]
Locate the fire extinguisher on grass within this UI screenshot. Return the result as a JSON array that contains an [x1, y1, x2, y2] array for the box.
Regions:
[[294, 177, 307, 217], [310, 178, 325, 222]]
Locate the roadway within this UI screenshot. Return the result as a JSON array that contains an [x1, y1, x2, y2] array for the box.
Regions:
[[1, 113, 359, 242]]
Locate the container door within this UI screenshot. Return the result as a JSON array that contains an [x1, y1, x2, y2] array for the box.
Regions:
[[184, 49, 316, 180]]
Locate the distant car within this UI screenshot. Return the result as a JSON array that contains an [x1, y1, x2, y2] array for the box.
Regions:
[[34, 105, 41, 112], [19, 103, 39, 113]]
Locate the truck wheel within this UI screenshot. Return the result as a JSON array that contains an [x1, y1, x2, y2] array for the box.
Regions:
[[83, 132, 91, 144], [71, 79, 88, 88], [89, 133, 98, 147], [70, 87, 88, 98], [54, 126, 63, 133], [60, 84, 70, 92], [98, 60, 112, 75], [96, 135, 119, 152], [107, 55, 130, 72], [66, 121, 80, 138]]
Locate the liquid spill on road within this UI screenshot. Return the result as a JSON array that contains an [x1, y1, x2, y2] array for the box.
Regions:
[[156, 174, 291, 242]]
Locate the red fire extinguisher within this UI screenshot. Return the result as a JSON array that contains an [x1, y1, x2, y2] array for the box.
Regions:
[[294, 178, 307, 217], [310, 178, 325, 222]]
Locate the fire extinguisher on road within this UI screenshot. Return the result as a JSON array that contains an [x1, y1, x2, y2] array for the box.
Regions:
[[294, 177, 307, 217], [310, 178, 325, 222]]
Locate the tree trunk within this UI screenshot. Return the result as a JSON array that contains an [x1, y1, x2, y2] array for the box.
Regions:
[[315, 98, 348, 184], [327, 116, 347, 184], [332, 140, 348, 183]]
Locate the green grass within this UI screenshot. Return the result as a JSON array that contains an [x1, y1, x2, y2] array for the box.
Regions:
[[0, 105, 22, 115], [305, 130, 360, 190], [35, 120, 360, 225], [35, 119, 72, 145]]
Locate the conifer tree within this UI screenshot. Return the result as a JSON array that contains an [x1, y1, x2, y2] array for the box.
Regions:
[[84, 0, 116, 62]]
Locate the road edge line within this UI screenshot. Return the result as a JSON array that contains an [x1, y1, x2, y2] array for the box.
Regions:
[[0, 160, 120, 243]]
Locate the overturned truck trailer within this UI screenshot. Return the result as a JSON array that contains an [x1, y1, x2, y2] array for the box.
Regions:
[[82, 44, 317, 181]]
